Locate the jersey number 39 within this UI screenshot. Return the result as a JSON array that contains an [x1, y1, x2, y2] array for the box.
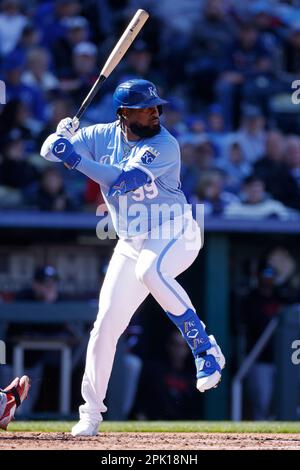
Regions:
[[131, 181, 158, 201]]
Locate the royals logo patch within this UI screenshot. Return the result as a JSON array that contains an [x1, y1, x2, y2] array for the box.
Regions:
[[141, 148, 159, 165]]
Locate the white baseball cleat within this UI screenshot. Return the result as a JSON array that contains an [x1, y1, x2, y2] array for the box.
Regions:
[[207, 335, 226, 370], [195, 335, 226, 393], [71, 419, 100, 437]]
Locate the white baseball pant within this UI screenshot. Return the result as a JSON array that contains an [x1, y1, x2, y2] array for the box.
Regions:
[[79, 213, 202, 422]]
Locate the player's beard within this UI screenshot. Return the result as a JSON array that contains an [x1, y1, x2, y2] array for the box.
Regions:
[[129, 122, 161, 138]]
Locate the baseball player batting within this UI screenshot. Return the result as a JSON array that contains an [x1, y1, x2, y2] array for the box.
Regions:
[[40, 79, 225, 436]]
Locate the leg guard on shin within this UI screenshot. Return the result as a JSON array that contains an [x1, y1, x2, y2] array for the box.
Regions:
[[166, 308, 210, 357]]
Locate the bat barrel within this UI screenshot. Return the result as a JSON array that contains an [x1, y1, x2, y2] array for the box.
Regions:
[[101, 9, 149, 78], [74, 9, 149, 121]]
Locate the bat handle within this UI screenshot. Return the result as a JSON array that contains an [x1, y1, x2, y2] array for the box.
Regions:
[[74, 75, 107, 120]]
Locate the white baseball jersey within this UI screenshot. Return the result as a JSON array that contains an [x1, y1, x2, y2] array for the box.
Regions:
[[71, 121, 189, 237]]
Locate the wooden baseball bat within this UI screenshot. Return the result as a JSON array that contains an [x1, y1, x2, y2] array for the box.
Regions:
[[75, 9, 149, 120]]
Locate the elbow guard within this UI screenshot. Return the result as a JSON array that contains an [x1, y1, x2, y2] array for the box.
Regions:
[[108, 168, 150, 197]]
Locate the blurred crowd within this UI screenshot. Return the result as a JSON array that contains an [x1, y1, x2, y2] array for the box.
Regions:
[[0, 0, 300, 218]]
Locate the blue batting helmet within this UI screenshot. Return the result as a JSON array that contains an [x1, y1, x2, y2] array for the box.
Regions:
[[113, 79, 168, 115]]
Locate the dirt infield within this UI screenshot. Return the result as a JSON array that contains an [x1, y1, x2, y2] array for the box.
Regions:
[[0, 432, 300, 450]]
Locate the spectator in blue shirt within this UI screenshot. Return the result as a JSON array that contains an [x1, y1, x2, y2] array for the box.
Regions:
[[3, 51, 46, 121], [215, 21, 272, 128]]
